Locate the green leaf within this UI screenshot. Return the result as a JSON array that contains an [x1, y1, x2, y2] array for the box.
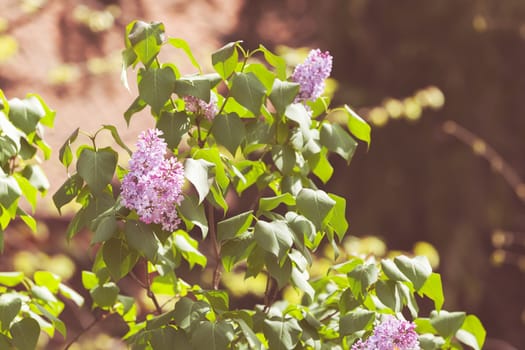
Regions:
[[285, 103, 312, 134], [271, 145, 296, 175], [320, 123, 358, 163], [0, 272, 24, 287], [201, 290, 229, 313], [34, 271, 60, 293], [418, 333, 446, 350], [13, 173, 37, 212], [230, 72, 266, 115], [0, 294, 21, 331], [456, 315, 486, 350], [347, 262, 379, 297], [327, 194, 348, 241], [128, 21, 165, 66], [184, 158, 215, 204], [245, 63, 276, 91], [266, 255, 292, 289], [211, 113, 246, 155], [125, 220, 161, 262], [81, 271, 98, 290], [212, 42, 239, 79], [121, 47, 137, 91], [0, 334, 10, 349], [90, 282, 120, 308], [259, 45, 287, 79], [221, 232, 255, 272], [103, 238, 138, 281], [52, 173, 83, 214], [345, 105, 371, 148], [375, 280, 402, 312], [10, 317, 40, 350], [173, 230, 207, 268], [236, 318, 263, 349], [258, 193, 295, 216], [419, 273, 444, 311], [8, 96, 45, 134], [173, 297, 210, 329], [156, 111, 191, 150], [191, 320, 234, 350], [0, 174, 21, 210], [290, 266, 314, 303], [217, 210, 253, 242], [263, 316, 302, 350], [193, 148, 229, 190], [168, 38, 202, 73], [92, 215, 118, 243], [21, 165, 49, 193], [76, 147, 117, 194], [178, 194, 208, 238], [381, 259, 410, 282], [59, 283, 85, 307], [430, 310, 466, 340], [269, 79, 300, 116], [102, 125, 133, 156], [339, 309, 375, 336], [310, 148, 333, 183], [285, 211, 316, 248], [296, 188, 336, 230], [150, 326, 191, 350], [138, 66, 176, 115], [394, 255, 432, 291], [254, 220, 293, 259], [124, 97, 147, 126], [175, 73, 220, 102], [58, 127, 79, 167]]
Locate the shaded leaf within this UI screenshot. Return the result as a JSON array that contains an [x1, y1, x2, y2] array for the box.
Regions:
[[76, 147, 117, 194], [230, 72, 266, 115]]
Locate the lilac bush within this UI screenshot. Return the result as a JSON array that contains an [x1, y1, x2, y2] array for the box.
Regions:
[[352, 315, 420, 350]]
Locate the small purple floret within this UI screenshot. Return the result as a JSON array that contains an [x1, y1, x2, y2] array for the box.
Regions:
[[291, 48, 333, 102], [121, 128, 185, 232], [351, 315, 420, 350], [183, 93, 218, 120]]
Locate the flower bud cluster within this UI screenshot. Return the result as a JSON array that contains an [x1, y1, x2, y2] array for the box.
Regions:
[[291, 48, 333, 102], [183, 93, 219, 120], [121, 128, 185, 232], [351, 316, 420, 350]]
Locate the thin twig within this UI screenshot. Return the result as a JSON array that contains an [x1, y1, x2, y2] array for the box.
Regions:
[[64, 312, 110, 350], [144, 259, 163, 314], [207, 202, 222, 290], [442, 120, 525, 204]]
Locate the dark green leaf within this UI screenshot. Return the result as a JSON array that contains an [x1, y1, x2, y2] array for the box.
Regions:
[[265, 255, 292, 289], [211, 113, 246, 155], [269, 80, 299, 116], [125, 220, 161, 262], [128, 21, 165, 66], [296, 188, 336, 230], [21, 165, 49, 193], [394, 255, 432, 291], [217, 210, 253, 242], [320, 123, 358, 163], [184, 158, 215, 204], [430, 310, 466, 339], [179, 194, 208, 238], [8, 96, 45, 134], [212, 42, 239, 79], [339, 309, 375, 336], [419, 273, 444, 311], [0, 174, 21, 210], [327, 194, 348, 241], [271, 145, 296, 175], [52, 173, 83, 214], [263, 316, 301, 350], [103, 238, 138, 281], [375, 280, 402, 312], [58, 127, 79, 167], [348, 262, 379, 297], [0, 294, 21, 331], [124, 97, 147, 126], [76, 147, 117, 194], [174, 73, 220, 102], [102, 125, 133, 156], [221, 232, 255, 271], [191, 320, 234, 350], [10, 318, 40, 350], [138, 66, 176, 115], [230, 72, 266, 115], [254, 220, 293, 259], [150, 326, 190, 350], [90, 282, 120, 308], [156, 111, 191, 150], [92, 216, 118, 243], [173, 297, 210, 329]]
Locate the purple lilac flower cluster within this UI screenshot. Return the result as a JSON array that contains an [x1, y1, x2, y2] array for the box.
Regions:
[[351, 315, 420, 350], [291, 48, 333, 102], [121, 128, 185, 232], [183, 93, 218, 120]]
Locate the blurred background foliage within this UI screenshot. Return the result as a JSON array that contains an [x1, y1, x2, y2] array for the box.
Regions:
[[1, 0, 524, 348]]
